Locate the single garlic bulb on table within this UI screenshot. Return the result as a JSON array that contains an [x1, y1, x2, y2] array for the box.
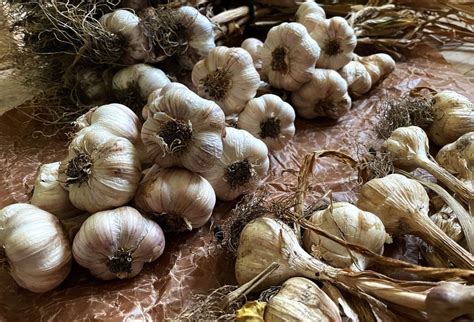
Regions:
[[260, 22, 320, 91], [303, 202, 389, 271], [201, 127, 269, 201], [355, 53, 396, 85], [58, 127, 141, 213], [134, 166, 216, 231], [310, 17, 357, 70], [192, 46, 260, 115], [141, 85, 225, 173], [292, 69, 352, 119], [241, 38, 264, 72], [0, 204, 72, 292], [338, 61, 372, 96], [295, 2, 326, 33], [237, 94, 296, 151], [72, 206, 165, 280]]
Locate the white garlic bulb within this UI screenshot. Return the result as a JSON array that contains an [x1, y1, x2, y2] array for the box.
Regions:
[[436, 132, 474, 181], [292, 69, 352, 119], [142, 82, 188, 121], [192, 46, 260, 115], [202, 127, 269, 201], [241, 38, 263, 71], [141, 86, 225, 173], [237, 94, 296, 151], [355, 53, 396, 84], [303, 202, 389, 271], [58, 128, 141, 213], [0, 204, 72, 292], [260, 22, 320, 91], [72, 206, 165, 280], [338, 61, 372, 96], [295, 2, 326, 33], [134, 166, 216, 231], [310, 17, 357, 70], [30, 162, 80, 219]]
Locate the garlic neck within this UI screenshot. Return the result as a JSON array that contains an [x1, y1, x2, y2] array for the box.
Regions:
[[107, 248, 133, 277], [271, 47, 289, 72], [259, 117, 281, 139], [65, 152, 92, 185], [158, 118, 192, 154], [200, 68, 232, 101], [225, 159, 255, 189]]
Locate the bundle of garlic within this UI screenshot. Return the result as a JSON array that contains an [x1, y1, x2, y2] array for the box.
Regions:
[[134, 166, 216, 231], [237, 94, 296, 151], [202, 127, 269, 201], [292, 69, 352, 119], [436, 132, 474, 182], [241, 38, 264, 73], [354, 53, 396, 85], [295, 2, 326, 33], [73, 206, 165, 280], [338, 61, 372, 97], [303, 202, 389, 271], [58, 127, 141, 213], [0, 204, 72, 292]]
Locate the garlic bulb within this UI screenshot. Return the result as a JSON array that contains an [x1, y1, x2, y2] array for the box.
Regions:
[[58, 128, 141, 213], [201, 127, 269, 201], [237, 94, 296, 151], [0, 204, 71, 292], [295, 2, 326, 33], [141, 86, 225, 173], [431, 206, 464, 243], [72, 206, 165, 280], [310, 17, 357, 70], [30, 162, 80, 219], [338, 61, 372, 96], [428, 91, 474, 146], [436, 132, 474, 181], [192, 46, 260, 115], [292, 69, 351, 119], [241, 38, 263, 71], [260, 22, 320, 91], [303, 202, 388, 271], [425, 282, 474, 322], [142, 82, 188, 121], [264, 277, 341, 322], [355, 53, 396, 84], [357, 174, 474, 269], [134, 166, 216, 231]]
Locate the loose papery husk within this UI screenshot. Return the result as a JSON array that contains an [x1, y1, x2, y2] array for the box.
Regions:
[[1, 46, 474, 320]]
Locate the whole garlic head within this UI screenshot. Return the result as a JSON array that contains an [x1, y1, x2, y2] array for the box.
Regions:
[[134, 166, 216, 231], [436, 132, 474, 181], [192, 46, 260, 115], [303, 202, 389, 271], [292, 69, 351, 119], [310, 17, 357, 70], [72, 206, 165, 280], [338, 61, 372, 96], [0, 204, 72, 292], [295, 2, 326, 33], [241, 38, 264, 71], [237, 94, 296, 151], [260, 22, 320, 91], [202, 127, 269, 201]]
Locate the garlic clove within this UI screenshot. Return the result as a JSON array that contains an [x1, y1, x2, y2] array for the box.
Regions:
[[354, 53, 396, 85], [338, 61, 372, 96], [241, 38, 264, 72], [295, 2, 326, 33]]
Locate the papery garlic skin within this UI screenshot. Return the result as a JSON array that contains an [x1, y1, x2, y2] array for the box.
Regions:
[[241, 38, 264, 71], [141, 86, 225, 173], [0, 204, 72, 292], [260, 22, 320, 91], [237, 94, 296, 151], [431, 206, 464, 243], [192, 46, 260, 115], [134, 166, 216, 231], [295, 2, 326, 33], [303, 202, 388, 271], [292, 69, 351, 119], [72, 206, 165, 280], [355, 53, 396, 84], [30, 162, 80, 219], [310, 17, 356, 70], [201, 127, 269, 201], [142, 82, 188, 121], [58, 128, 141, 213], [339, 61, 372, 96]]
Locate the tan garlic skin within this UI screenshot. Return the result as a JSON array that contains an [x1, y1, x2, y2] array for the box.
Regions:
[[436, 132, 474, 181], [237, 94, 296, 151], [241, 38, 263, 71], [295, 2, 326, 33], [425, 282, 474, 322], [292, 69, 351, 119], [264, 277, 341, 322], [260, 22, 320, 91], [355, 53, 396, 84], [0, 204, 72, 293], [192, 46, 260, 115], [303, 202, 388, 271], [134, 166, 216, 231], [431, 206, 464, 243], [338, 61, 372, 96], [428, 91, 474, 146], [73, 206, 165, 280]]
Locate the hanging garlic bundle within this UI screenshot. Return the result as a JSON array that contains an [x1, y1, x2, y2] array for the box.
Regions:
[[141, 86, 225, 173], [58, 128, 141, 213], [241, 38, 264, 72], [30, 162, 80, 219], [292, 69, 351, 119], [295, 2, 326, 33], [133, 166, 216, 231], [260, 22, 320, 91], [303, 202, 389, 271], [202, 127, 269, 201], [338, 61, 372, 97], [436, 132, 474, 181], [264, 277, 341, 322], [237, 94, 296, 151], [357, 174, 474, 269], [72, 206, 165, 280], [354, 53, 396, 85], [425, 282, 474, 322], [310, 17, 357, 70], [383, 126, 474, 201], [0, 204, 72, 292]]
